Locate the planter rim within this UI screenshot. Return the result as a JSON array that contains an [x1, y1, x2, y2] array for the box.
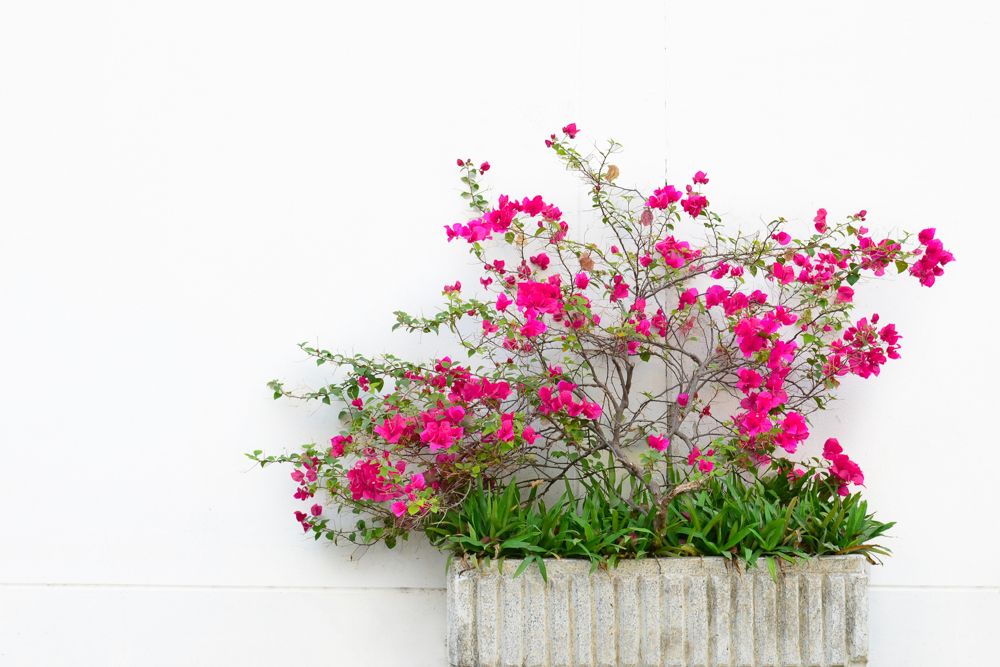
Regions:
[[453, 553, 870, 577]]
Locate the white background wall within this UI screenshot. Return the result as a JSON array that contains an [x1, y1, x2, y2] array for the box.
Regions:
[[1, 1, 997, 665]]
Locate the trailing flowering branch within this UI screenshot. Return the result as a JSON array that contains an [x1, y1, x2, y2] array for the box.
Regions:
[[248, 123, 953, 546]]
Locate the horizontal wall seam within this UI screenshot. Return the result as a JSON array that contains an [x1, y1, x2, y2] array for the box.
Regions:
[[0, 582, 997, 593]]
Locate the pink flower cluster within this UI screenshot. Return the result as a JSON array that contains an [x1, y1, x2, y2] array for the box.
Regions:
[[909, 228, 955, 287], [729, 306, 815, 457], [822, 438, 864, 496], [538, 380, 603, 420], [687, 446, 715, 473], [646, 172, 709, 217], [445, 194, 564, 244], [824, 314, 900, 379], [654, 236, 700, 269]]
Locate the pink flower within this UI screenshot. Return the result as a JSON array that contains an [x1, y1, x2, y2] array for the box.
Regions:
[[521, 425, 538, 444], [772, 231, 791, 245], [705, 284, 728, 308], [767, 339, 798, 370], [654, 236, 699, 268], [693, 170, 709, 185], [647, 434, 669, 452], [456, 159, 465, 167], [562, 123, 579, 138], [678, 287, 698, 309], [582, 401, 603, 420], [822, 437, 843, 460], [736, 368, 763, 394], [516, 281, 563, 314], [687, 446, 715, 472], [411, 473, 426, 490], [909, 228, 954, 287], [497, 413, 516, 441], [575, 272, 589, 289], [347, 458, 397, 502], [310, 503, 323, 517], [734, 317, 772, 357], [521, 317, 547, 338], [677, 393, 689, 407], [647, 185, 683, 210], [687, 447, 701, 466], [530, 253, 551, 270], [814, 208, 828, 233], [391, 501, 408, 517], [770, 262, 795, 284], [479, 161, 490, 173], [374, 414, 408, 443], [610, 275, 630, 302], [330, 434, 352, 457], [496, 293, 513, 311], [419, 417, 464, 451], [775, 412, 809, 453], [681, 191, 708, 218], [836, 286, 855, 303]]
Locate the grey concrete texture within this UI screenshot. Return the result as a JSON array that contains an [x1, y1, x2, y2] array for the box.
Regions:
[[447, 556, 869, 667]]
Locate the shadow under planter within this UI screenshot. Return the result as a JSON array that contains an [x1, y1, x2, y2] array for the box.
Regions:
[[447, 555, 869, 667]]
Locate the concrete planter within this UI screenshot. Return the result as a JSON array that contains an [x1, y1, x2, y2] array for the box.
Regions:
[[447, 555, 869, 667]]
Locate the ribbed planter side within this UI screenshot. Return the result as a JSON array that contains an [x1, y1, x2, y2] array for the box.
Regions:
[[447, 555, 869, 667]]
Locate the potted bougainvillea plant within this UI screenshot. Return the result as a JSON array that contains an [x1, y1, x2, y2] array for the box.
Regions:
[[249, 124, 953, 666]]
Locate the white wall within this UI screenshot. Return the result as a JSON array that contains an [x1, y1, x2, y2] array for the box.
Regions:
[[0, 1, 996, 665]]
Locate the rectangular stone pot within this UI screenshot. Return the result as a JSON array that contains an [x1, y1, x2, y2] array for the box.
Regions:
[[447, 555, 869, 667]]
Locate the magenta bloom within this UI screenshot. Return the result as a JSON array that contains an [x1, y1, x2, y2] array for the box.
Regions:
[[736, 368, 763, 394], [530, 253, 551, 270], [516, 281, 562, 315], [654, 236, 699, 268], [330, 435, 351, 457], [677, 393, 690, 407], [647, 434, 669, 452], [647, 184, 683, 210], [678, 288, 698, 309], [705, 284, 728, 308], [909, 228, 954, 287], [575, 272, 589, 289], [693, 170, 709, 185], [814, 208, 828, 233], [681, 191, 708, 218], [823, 438, 843, 460], [561, 123, 579, 138], [374, 414, 408, 443], [836, 286, 855, 303], [610, 275, 630, 302], [521, 317, 547, 338]]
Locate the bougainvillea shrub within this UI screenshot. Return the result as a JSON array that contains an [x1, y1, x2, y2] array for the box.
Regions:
[[249, 124, 952, 552]]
